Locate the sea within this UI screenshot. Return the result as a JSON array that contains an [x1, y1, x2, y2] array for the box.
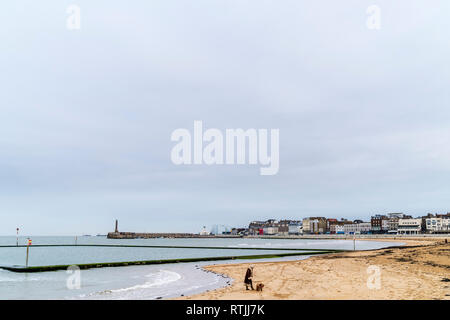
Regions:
[[0, 236, 398, 299]]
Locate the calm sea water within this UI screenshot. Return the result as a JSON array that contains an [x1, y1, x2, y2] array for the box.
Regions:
[[0, 236, 398, 299]]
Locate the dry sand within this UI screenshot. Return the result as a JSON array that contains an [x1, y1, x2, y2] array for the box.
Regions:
[[180, 238, 450, 300]]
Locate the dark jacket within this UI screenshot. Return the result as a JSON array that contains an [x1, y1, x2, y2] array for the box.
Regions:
[[244, 268, 253, 284]]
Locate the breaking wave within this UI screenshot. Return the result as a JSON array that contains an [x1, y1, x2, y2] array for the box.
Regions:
[[110, 270, 182, 293]]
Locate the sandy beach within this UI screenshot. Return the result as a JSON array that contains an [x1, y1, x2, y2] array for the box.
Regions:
[[180, 238, 450, 300]]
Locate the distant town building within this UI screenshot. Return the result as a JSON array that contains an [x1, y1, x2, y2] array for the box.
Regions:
[[288, 221, 302, 235], [328, 219, 352, 234], [326, 218, 338, 233], [386, 213, 405, 234], [248, 221, 265, 235], [344, 221, 371, 234], [357, 222, 372, 234], [334, 224, 345, 234], [277, 220, 290, 236], [263, 219, 279, 235], [343, 222, 356, 234], [387, 219, 399, 234], [248, 219, 303, 235], [425, 213, 450, 233], [371, 215, 389, 234], [231, 228, 248, 236], [388, 213, 405, 219], [302, 217, 327, 234], [397, 218, 422, 235], [240, 212, 450, 237]]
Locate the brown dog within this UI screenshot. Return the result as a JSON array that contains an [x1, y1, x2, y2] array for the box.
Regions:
[[256, 283, 264, 291]]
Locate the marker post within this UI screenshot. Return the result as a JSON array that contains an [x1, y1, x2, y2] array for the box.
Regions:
[[26, 238, 32, 267]]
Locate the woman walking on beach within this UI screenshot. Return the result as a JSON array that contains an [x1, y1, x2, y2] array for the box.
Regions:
[[244, 266, 254, 290]]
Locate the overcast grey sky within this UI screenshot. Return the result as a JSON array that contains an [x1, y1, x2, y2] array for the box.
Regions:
[[1, 1, 450, 235]]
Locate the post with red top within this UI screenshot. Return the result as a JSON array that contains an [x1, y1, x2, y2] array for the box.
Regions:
[[26, 238, 32, 267]]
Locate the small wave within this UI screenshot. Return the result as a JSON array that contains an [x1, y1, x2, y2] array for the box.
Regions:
[[0, 270, 43, 282], [100, 270, 182, 295]]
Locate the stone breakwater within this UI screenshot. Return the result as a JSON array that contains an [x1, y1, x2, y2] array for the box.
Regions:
[[106, 232, 241, 239]]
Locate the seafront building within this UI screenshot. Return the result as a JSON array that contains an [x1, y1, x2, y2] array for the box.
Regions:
[[248, 221, 266, 235], [397, 218, 423, 235], [370, 215, 390, 234], [387, 213, 405, 234], [288, 221, 302, 235], [259, 219, 278, 235], [231, 228, 247, 236], [343, 221, 371, 234], [278, 220, 296, 235], [328, 219, 347, 234], [109, 212, 450, 239], [240, 212, 450, 236], [333, 224, 345, 234], [206, 213, 450, 237], [302, 217, 327, 234], [424, 213, 450, 233]]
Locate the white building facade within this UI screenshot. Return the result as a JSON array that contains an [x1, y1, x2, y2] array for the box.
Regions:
[[426, 216, 450, 233], [397, 218, 422, 235], [288, 223, 302, 235], [343, 222, 371, 234]]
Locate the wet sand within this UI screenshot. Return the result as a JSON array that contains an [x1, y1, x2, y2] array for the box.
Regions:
[[180, 238, 450, 300]]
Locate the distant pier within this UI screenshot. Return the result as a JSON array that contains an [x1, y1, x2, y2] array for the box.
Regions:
[[106, 232, 241, 239], [107, 219, 240, 239]]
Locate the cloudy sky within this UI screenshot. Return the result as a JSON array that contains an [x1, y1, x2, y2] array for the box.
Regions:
[[1, 1, 450, 235]]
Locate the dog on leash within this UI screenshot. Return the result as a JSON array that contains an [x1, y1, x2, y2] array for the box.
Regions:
[[256, 283, 264, 291]]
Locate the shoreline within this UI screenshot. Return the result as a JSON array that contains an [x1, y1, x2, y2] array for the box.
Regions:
[[1, 250, 335, 273], [178, 237, 450, 300]]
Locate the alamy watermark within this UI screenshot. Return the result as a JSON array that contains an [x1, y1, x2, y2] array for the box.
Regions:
[[366, 265, 381, 289], [170, 121, 279, 175], [66, 265, 81, 289], [366, 5, 381, 30], [66, 5, 81, 30]]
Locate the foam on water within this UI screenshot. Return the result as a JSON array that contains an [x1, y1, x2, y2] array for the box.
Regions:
[[78, 264, 229, 300], [111, 270, 182, 292], [0, 269, 44, 282]]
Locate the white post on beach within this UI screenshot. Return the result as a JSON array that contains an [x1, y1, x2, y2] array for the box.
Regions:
[[353, 236, 356, 251]]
